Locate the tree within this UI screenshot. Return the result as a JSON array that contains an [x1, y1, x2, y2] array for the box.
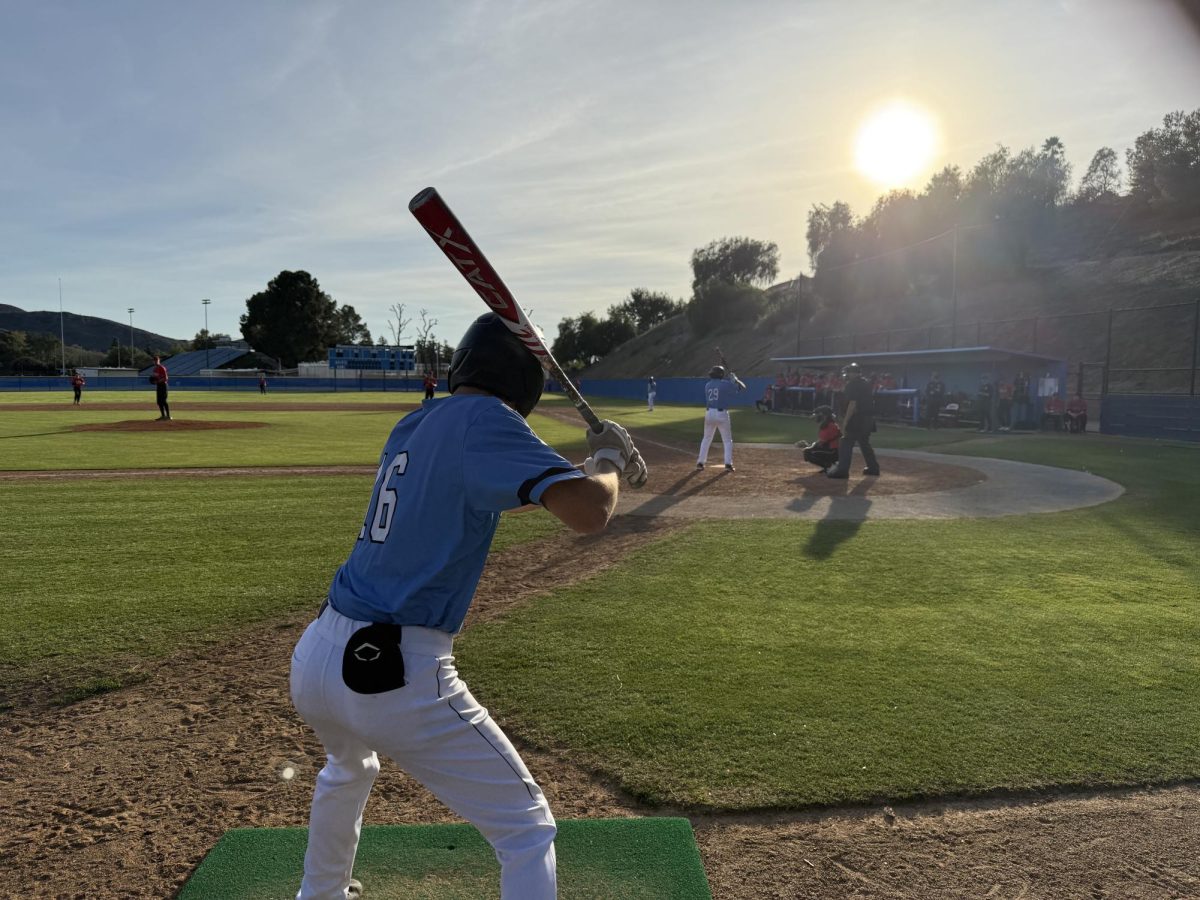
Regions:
[[0, 330, 28, 374], [386, 303, 411, 346], [551, 311, 636, 369], [806, 201, 854, 269], [1126, 109, 1200, 210], [609, 289, 680, 333], [690, 236, 779, 292], [1076, 147, 1123, 203], [240, 270, 369, 367], [192, 329, 232, 350]]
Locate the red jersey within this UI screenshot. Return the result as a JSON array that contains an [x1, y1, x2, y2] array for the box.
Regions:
[[71, 375, 85, 388], [1066, 396, 1087, 414], [1044, 396, 1064, 414], [818, 422, 841, 450], [152, 364, 168, 385]]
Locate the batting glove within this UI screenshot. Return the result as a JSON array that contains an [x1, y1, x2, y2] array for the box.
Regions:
[[624, 448, 649, 488]]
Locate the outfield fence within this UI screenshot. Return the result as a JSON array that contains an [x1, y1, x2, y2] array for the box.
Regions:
[[0, 374, 444, 393]]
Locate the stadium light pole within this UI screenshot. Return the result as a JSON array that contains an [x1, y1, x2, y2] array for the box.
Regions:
[[58, 278, 67, 375], [201, 298, 211, 372], [128, 308, 135, 369]]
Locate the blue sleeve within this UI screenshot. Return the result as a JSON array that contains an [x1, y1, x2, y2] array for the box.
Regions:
[[463, 405, 585, 512]]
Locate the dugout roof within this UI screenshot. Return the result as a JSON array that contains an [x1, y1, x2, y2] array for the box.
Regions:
[[771, 346, 1065, 369]]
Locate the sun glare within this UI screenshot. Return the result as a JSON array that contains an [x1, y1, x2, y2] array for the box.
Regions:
[[854, 101, 940, 188]]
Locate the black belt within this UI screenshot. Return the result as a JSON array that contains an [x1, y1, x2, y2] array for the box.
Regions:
[[711, 408, 726, 412]]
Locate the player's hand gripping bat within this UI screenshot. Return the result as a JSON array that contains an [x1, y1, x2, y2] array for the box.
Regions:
[[714, 345, 746, 391], [409, 187, 648, 486]]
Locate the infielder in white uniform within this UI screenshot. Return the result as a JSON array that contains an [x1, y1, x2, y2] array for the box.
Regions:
[[289, 313, 646, 900], [696, 365, 746, 471]]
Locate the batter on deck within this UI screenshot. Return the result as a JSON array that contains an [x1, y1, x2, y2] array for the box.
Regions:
[[288, 313, 646, 900]]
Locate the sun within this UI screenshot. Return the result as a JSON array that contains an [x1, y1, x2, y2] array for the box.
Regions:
[[854, 101, 940, 188]]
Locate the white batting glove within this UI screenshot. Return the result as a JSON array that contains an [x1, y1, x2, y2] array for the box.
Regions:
[[624, 448, 649, 488]]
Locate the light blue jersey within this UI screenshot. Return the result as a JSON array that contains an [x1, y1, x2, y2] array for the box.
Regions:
[[704, 377, 738, 410], [328, 394, 584, 632]]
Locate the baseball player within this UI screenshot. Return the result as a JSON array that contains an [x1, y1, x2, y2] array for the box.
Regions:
[[696, 364, 746, 471], [797, 405, 841, 473], [70, 370, 86, 405], [150, 355, 170, 420], [647, 376, 657, 412], [289, 313, 646, 900]]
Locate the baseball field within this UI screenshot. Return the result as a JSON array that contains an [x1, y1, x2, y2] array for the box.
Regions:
[[1, 390, 1198, 898]]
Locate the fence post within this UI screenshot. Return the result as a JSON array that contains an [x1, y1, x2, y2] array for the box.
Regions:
[[1191, 297, 1199, 397], [1102, 308, 1113, 396]]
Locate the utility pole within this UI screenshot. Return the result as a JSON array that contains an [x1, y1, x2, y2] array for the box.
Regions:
[[950, 226, 958, 348], [201, 298, 212, 372], [58, 278, 67, 375], [128, 308, 135, 369]]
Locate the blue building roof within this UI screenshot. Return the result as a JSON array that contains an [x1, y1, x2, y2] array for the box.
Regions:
[[138, 346, 252, 377]]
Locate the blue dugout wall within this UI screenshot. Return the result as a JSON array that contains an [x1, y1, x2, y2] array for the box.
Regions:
[[1101, 395, 1200, 442]]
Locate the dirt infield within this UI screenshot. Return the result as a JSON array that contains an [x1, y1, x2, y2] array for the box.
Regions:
[[71, 419, 268, 432]]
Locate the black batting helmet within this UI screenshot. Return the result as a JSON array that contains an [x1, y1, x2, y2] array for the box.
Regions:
[[842, 361, 861, 376], [448, 313, 544, 417], [709, 365, 725, 379]]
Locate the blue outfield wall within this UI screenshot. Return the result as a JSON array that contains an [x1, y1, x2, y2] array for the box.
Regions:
[[1101, 394, 1200, 442], [574, 377, 772, 407], [0, 376, 442, 393]]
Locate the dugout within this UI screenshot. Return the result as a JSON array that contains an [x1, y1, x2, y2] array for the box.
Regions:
[[770, 346, 1069, 426]]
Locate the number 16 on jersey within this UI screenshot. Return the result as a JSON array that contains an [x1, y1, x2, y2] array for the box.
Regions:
[[359, 452, 409, 543]]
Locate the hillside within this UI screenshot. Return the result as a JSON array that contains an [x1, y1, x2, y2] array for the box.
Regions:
[[584, 206, 1200, 391], [0, 306, 183, 353]]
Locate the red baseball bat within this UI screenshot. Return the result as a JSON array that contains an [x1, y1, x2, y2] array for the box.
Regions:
[[408, 187, 602, 432]]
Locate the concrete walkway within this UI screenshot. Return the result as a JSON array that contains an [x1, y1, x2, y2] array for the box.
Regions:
[[618, 447, 1124, 521]]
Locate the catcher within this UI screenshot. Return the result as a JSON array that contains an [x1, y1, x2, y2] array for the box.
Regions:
[[796, 405, 841, 473]]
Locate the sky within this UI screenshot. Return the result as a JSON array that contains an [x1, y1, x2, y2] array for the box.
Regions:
[[2, 0, 1198, 350]]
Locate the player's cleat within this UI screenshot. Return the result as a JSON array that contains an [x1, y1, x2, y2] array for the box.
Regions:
[[825, 470, 848, 479], [725, 464, 735, 471], [696, 462, 704, 469], [348, 878, 363, 898], [863, 468, 881, 476]]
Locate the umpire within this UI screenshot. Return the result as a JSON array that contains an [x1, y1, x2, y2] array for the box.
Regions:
[[826, 361, 881, 478]]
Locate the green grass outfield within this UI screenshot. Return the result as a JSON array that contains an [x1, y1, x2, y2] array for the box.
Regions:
[[1, 392, 1197, 811]]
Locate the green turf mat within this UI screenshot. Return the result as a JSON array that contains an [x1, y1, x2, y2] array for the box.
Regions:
[[178, 817, 711, 899]]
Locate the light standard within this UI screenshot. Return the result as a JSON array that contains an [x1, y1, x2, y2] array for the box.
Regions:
[[201, 298, 212, 372], [127, 308, 135, 369]]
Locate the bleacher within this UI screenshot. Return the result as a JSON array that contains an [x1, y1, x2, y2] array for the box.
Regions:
[[138, 347, 251, 377]]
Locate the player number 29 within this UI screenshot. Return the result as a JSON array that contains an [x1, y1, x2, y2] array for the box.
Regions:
[[360, 451, 409, 543]]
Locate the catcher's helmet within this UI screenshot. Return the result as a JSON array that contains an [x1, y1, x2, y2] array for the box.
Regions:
[[448, 313, 544, 417], [709, 365, 725, 379], [842, 361, 861, 376], [813, 405, 834, 422]]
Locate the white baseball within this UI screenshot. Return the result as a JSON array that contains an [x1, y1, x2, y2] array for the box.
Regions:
[[281, 766, 296, 781]]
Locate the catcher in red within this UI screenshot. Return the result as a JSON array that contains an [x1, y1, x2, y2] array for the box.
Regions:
[[797, 405, 841, 473]]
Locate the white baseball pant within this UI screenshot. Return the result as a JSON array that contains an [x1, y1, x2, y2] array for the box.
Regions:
[[290, 605, 557, 900], [697, 408, 733, 466], [647, 391, 656, 411]]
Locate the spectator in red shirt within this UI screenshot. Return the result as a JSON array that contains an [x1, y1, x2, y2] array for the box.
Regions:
[[797, 405, 841, 473], [1066, 393, 1088, 433], [423, 372, 436, 400], [1042, 394, 1065, 431], [70, 370, 86, 405], [150, 356, 171, 421]]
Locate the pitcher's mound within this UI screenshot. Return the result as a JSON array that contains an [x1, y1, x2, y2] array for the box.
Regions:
[[71, 420, 268, 433]]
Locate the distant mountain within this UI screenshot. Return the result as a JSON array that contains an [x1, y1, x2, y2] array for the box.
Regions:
[[0, 305, 184, 353]]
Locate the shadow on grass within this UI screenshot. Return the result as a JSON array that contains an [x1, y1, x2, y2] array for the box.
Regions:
[[801, 478, 874, 559]]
